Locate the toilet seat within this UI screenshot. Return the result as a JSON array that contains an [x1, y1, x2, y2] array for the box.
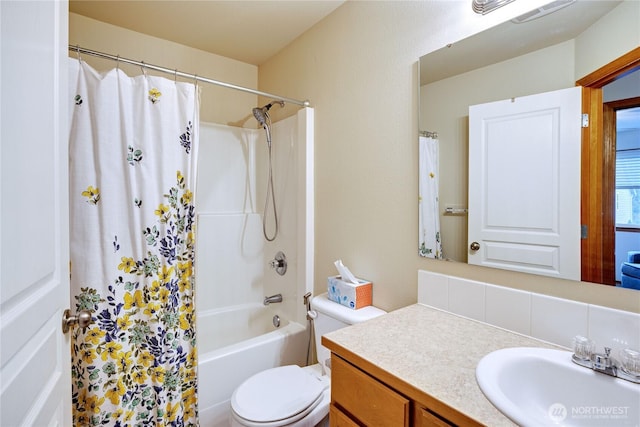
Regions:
[[231, 365, 329, 427]]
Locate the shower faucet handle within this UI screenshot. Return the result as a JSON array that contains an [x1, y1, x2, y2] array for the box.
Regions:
[[269, 259, 284, 268], [269, 251, 287, 276]]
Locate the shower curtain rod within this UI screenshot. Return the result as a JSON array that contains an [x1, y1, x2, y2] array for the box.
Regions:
[[69, 45, 311, 107]]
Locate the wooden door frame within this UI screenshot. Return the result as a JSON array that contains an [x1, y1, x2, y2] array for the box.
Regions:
[[577, 47, 640, 285]]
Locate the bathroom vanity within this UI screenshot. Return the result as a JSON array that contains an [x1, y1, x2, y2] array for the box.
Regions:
[[322, 304, 562, 426], [328, 354, 472, 426]]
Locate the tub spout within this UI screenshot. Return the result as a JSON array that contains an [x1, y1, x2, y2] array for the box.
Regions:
[[263, 294, 283, 305]]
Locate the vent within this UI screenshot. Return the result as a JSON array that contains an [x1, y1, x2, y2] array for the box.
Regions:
[[472, 0, 516, 15], [511, 0, 576, 23]]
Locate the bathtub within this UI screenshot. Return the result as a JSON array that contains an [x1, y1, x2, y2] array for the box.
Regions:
[[197, 303, 309, 427]]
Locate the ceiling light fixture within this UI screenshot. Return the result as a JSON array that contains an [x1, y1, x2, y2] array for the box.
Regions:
[[472, 0, 516, 15]]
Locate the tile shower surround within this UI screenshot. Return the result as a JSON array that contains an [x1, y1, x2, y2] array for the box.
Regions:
[[418, 270, 640, 355]]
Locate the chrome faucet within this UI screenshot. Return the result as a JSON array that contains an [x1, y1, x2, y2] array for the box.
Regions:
[[591, 347, 617, 376], [263, 293, 283, 305], [571, 336, 640, 384]]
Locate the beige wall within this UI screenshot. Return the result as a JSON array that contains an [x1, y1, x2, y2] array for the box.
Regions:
[[574, 0, 640, 79], [69, 13, 258, 126], [259, 0, 640, 313]]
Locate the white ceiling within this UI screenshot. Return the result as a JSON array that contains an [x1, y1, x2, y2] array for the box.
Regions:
[[69, 0, 346, 66]]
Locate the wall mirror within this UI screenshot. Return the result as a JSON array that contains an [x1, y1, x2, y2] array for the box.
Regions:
[[419, 0, 639, 285]]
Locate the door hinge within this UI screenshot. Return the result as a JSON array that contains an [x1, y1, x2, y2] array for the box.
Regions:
[[581, 224, 588, 239], [582, 113, 589, 128]]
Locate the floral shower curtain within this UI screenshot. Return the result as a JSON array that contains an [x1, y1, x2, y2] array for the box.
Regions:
[[69, 59, 199, 426], [419, 135, 443, 259]]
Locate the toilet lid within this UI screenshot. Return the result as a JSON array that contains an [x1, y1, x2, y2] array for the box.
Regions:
[[231, 365, 326, 423]]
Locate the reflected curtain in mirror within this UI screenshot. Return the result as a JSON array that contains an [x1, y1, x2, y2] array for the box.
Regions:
[[419, 135, 443, 259]]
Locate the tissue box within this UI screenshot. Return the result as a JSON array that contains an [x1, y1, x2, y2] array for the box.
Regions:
[[327, 276, 372, 309]]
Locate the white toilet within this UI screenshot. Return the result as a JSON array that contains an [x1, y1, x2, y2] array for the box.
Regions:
[[230, 293, 386, 427]]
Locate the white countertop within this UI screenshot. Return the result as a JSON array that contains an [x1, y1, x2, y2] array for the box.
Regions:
[[323, 303, 563, 426]]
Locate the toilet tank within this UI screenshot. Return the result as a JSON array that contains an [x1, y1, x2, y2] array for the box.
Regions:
[[310, 293, 386, 376]]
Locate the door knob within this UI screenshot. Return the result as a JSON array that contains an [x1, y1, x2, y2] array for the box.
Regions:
[[470, 241, 481, 251], [62, 309, 92, 333]]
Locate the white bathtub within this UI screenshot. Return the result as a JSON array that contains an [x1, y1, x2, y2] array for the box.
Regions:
[[197, 303, 308, 427]]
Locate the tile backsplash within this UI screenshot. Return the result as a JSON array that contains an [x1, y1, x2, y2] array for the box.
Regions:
[[418, 270, 640, 354]]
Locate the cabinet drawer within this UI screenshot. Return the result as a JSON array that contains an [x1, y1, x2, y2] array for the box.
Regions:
[[330, 404, 360, 427], [415, 406, 455, 427], [331, 355, 409, 426]]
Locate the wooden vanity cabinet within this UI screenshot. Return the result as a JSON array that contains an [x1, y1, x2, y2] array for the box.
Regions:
[[331, 355, 410, 425], [329, 353, 480, 427]]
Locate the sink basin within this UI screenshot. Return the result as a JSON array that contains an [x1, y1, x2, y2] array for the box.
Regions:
[[476, 347, 640, 426]]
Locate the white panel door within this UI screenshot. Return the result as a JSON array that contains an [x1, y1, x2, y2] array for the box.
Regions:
[[468, 87, 581, 280], [1, 1, 71, 426]]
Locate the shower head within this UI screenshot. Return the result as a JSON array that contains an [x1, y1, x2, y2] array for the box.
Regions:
[[252, 100, 285, 128], [252, 106, 269, 128], [253, 107, 269, 127]]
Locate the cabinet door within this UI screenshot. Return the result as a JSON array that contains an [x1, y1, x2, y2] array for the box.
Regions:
[[330, 404, 360, 427], [331, 355, 409, 426]]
